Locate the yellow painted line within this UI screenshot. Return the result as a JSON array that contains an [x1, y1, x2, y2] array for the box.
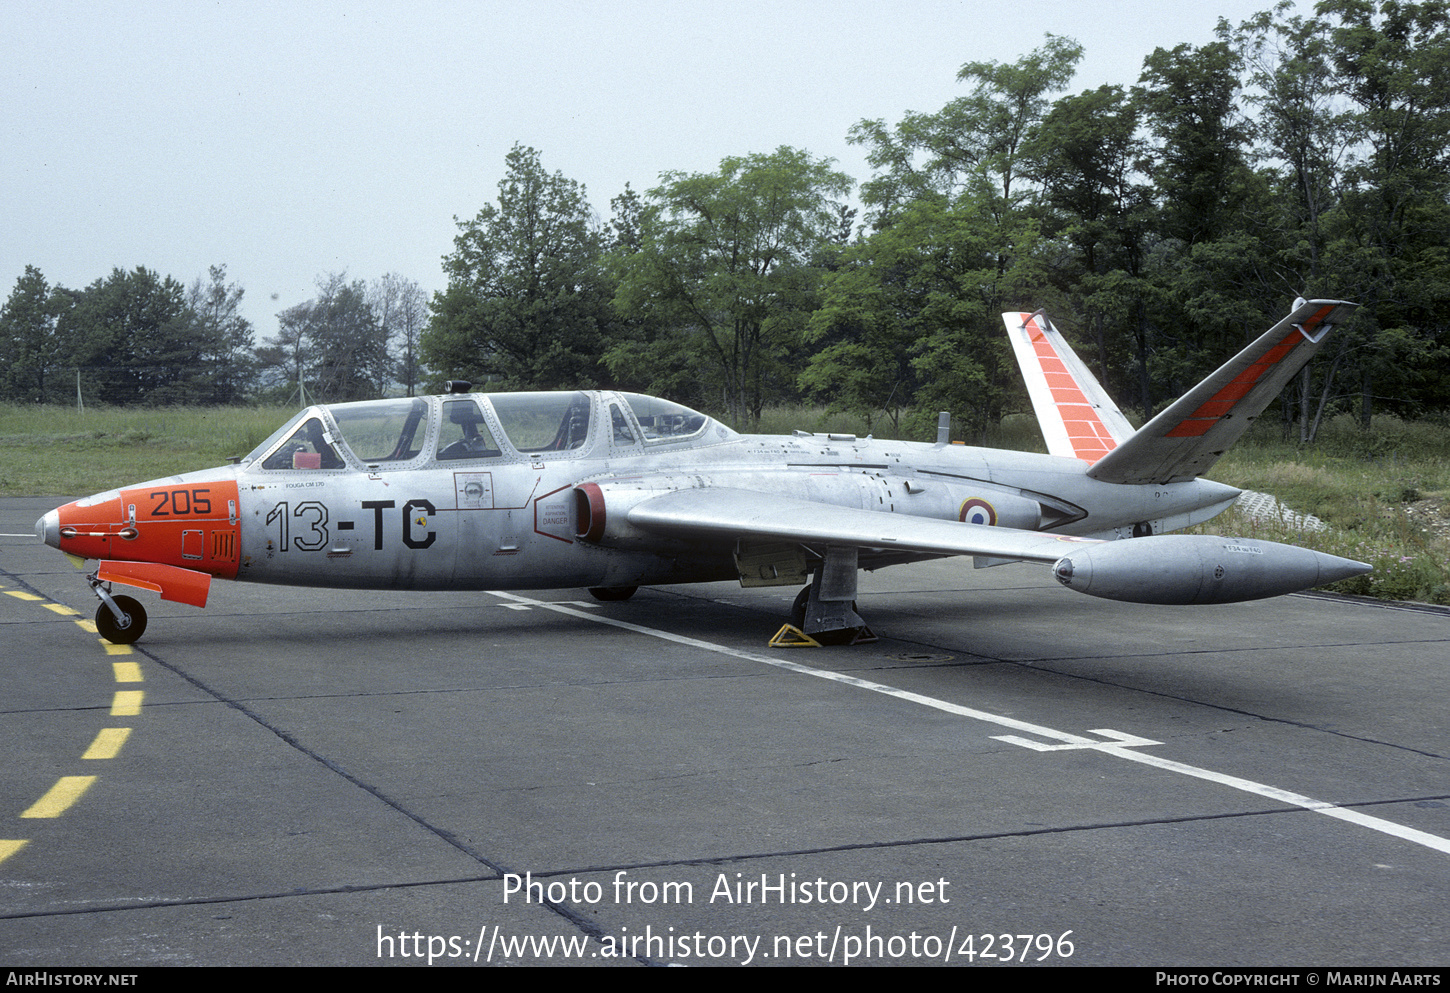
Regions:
[[112, 661, 142, 682], [82, 727, 131, 760], [0, 840, 28, 864], [111, 690, 144, 716], [20, 776, 97, 818], [44, 602, 80, 616], [5, 590, 42, 601], [103, 642, 134, 656], [75, 618, 98, 633]]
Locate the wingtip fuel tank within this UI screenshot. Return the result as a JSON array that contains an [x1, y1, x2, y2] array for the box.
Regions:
[[1051, 534, 1372, 605]]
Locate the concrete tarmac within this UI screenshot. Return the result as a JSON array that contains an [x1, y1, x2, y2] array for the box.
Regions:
[[2, 496, 1448, 967]]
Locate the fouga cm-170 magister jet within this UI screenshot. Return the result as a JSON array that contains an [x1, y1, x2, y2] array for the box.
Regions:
[[37, 298, 1370, 646]]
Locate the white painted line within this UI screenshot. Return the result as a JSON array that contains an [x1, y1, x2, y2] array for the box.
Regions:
[[993, 729, 1161, 752], [488, 591, 1096, 742], [489, 591, 1450, 858], [1109, 747, 1450, 855]]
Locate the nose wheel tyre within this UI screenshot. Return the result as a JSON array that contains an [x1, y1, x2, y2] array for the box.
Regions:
[[95, 594, 147, 645]]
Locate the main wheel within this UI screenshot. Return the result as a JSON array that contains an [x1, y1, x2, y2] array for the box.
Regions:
[[95, 595, 147, 645], [588, 586, 638, 602], [790, 585, 811, 628]]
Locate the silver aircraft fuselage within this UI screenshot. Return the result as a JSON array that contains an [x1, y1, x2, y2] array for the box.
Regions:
[[38, 389, 1240, 598]]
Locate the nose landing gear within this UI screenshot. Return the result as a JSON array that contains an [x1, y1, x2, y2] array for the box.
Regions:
[[87, 572, 147, 645]]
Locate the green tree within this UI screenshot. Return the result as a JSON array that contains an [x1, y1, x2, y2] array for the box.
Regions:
[[828, 40, 1081, 438], [1023, 84, 1157, 411], [1230, 2, 1346, 286], [186, 264, 255, 404], [805, 194, 1048, 441], [55, 267, 208, 405], [609, 147, 854, 427], [800, 212, 934, 432], [371, 273, 429, 396], [425, 145, 610, 390], [598, 185, 699, 400], [849, 34, 1083, 226], [1136, 40, 1253, 247], [258, 274, 389, 404], [1129, 39, 1286, 414], [0, 266, 62, 403], [1222, 5, 1360, 439], [1318, 0, 1450, 423]]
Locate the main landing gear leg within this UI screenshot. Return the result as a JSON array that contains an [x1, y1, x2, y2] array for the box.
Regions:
[[87, 570, 147, 645], [774, 546, 876, 647]]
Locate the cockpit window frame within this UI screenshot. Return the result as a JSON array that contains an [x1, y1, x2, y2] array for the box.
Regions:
[[242, 390, 732, 475], [482, 391, 598, 460], [607, 400, 644, 452], [618, 392, 731, 448], [249, 407, 355, 473], [241, 408, 310, 467], [435, 396, 511, 463], [247, 400, 439, 474], [326, 397, 435, 469]]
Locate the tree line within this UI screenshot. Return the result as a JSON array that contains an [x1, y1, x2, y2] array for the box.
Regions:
[[0, 263, 429, 407], [3, 0, 1446, 440]]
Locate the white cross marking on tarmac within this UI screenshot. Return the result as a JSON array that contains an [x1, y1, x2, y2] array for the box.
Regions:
[[993, 729, 1162, 752]]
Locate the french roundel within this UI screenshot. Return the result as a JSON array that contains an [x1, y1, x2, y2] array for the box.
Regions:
[[958, 498, 997, 526]]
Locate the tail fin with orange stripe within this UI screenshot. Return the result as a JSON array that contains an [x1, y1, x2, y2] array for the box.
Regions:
[[1003, 309, 1136, 463], [1004, 300, 1358, 486]]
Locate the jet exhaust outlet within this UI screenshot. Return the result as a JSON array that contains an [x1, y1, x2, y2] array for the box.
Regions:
[[574, 483, 607, 544]]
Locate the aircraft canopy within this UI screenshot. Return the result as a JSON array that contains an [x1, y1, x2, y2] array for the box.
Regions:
[[241, 390, 728, 471]]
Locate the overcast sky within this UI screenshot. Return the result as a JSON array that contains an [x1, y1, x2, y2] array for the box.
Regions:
[[3, 0, 1292, 337]]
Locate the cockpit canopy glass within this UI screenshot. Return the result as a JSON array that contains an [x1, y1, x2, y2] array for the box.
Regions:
[[436, 398, 502, 460], [328, 398, 429, 463], [488, 392, 592, 453], [243, 389, 727, 471], [243, 409, 309, 465], [260, 416, 346, 470], [619, 392, 713, 444], [247, 398, 430, 470]]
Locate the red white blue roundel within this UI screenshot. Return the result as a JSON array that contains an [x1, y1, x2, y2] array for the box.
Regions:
[[958, 498, 997, 526]]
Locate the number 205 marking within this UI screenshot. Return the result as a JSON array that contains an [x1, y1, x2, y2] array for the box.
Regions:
[[150, 488, 213, 516]]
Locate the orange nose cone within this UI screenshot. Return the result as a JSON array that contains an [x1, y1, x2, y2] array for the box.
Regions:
[[42, 494, 125, 560]]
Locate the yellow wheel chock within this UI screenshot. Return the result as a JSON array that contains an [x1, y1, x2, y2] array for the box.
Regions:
[[769, 624, 820, 648]]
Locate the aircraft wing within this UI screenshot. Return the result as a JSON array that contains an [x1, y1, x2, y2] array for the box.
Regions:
[[625, 487, 1094, 563]]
